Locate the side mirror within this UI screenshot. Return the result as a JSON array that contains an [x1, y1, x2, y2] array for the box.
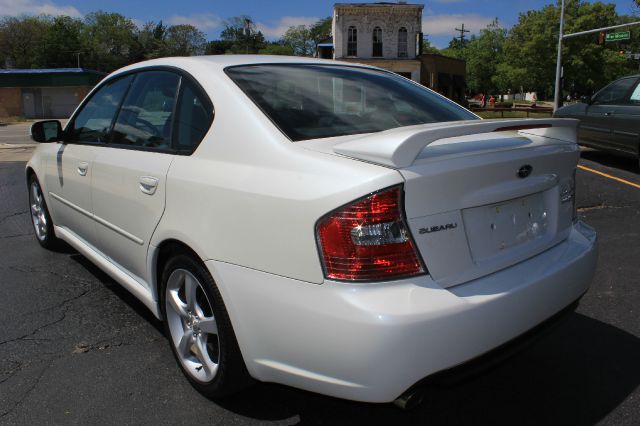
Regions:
[[580, 95, 591, 104], [30, 120, 63, 143]]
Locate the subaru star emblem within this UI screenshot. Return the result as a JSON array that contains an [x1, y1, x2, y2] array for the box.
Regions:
[[518, 165, 533, 178]]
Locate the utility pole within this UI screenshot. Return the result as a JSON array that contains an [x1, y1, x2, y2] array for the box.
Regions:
[[75, 52, 81, 69], [553, 0, 565, 112], [455, 23, 470, 46]]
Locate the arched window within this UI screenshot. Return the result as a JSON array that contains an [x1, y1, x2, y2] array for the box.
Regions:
[[372, 27, 383, 57], [398, 27, 408, 57], [347, 26, 357, 56]]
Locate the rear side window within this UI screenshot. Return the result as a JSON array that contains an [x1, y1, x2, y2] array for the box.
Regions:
[[173, 80, 213, 151], [110, 71, 181, 149], [69, 75, 133, 143], [226, 64, 477, 141], [592, 78, 638, 105]]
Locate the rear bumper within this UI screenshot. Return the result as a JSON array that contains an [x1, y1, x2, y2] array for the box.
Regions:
[[205, 220, 597, 403]]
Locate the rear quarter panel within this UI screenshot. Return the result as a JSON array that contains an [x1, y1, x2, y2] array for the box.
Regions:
[[150, 62, 402, 284]]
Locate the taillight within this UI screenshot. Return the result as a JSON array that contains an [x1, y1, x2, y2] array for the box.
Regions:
[[316, 185, 425, 282]]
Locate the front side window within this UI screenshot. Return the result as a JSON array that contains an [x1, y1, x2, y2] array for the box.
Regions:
[[372, 27, 383, 57], [110, 71, 181, 149], [226, 64, 477, 141], [347, 27, 357, 57], [398, 28, 408, 58], [69, 75, 133, 143], [173, 79, 214, 151], [592, 78, 638, 105]]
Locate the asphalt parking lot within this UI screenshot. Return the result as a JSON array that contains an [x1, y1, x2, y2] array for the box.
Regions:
[[0, 122, 639, 425]]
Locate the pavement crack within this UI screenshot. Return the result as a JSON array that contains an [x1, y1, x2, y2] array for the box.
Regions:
[[0, 359, 52, 420], [8, 265, 96, 287], [0, 360, 30, 386], [0, 210, 28, 225], [0, 311, 68, 347], [0, 232, 31, 239]]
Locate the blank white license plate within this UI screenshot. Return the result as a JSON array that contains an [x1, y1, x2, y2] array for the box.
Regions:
[[462, 192, 550, 262]]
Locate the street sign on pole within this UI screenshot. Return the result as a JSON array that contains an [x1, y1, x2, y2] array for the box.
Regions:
[[606, 31, 630, 42], [554, 19, 640, 112]]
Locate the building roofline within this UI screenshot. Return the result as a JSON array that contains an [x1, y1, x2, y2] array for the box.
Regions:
[[334, 2, 424, 8], [0, 68, 106, 75]]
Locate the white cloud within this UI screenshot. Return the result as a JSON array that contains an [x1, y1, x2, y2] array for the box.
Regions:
[[0, 0, 81, 17], [168, 13, 222, 31], [422, 13, 495, 37], [257, 16, 320, 39]]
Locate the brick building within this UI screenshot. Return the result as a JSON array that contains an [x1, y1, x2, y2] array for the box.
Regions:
[[0, 68, 104, 119], [332, 2, 423, 82]]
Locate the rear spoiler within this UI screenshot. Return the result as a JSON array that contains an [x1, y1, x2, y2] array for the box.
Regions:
[[332, 118, 579, 168]]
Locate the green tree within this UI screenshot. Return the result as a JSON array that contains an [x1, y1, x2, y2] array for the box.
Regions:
[[220, 16, 266, 53], [259, 42, 294, 56], [165, 24, 206, 56], [282, 25, 314, 56], [503, 0, 634, 99], [443, 19, 505, 94], [0, 16, 51, 68], [491, 63, 528, 95], [205, 40, 234, 55], [421, 36, 440, 55], [309, 17, 332, 48], [81, 11, 139, 72], [42, 16, 84, 68], [136, 21, 168, 60]]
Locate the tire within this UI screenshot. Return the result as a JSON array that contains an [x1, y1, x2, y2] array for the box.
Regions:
[[28, 175, 61, 250], [160, 253, 253, 398]]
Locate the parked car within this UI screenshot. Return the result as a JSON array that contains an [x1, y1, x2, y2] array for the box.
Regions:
[[554, 75, 640, 166], [466, 95, 483, 108], [27, 56, 597, 407]]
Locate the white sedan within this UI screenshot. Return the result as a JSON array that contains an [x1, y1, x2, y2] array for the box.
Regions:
[[26, 56, 597, 407]]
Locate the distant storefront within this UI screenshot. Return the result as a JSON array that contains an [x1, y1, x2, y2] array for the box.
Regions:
[[319, 3, 467, 104], [418, 54, 467, 104], [0, 68, 105, 119], [330, 3, 424, 83]]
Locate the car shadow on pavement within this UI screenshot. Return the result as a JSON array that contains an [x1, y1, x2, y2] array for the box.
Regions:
[[217, 313, 640, 425], [580, 150, 639, 174], [68, 253, 164, 334]]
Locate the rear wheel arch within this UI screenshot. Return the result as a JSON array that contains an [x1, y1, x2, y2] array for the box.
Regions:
[[25, 166, 36, 186], [154, 239, 254, 396], [154, 239, 202, 306]]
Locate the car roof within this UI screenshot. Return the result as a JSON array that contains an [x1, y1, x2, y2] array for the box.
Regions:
[[113, 55, 373, 76]]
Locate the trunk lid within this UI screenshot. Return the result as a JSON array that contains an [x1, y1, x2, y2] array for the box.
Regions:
[[299, 119, 580, 287]]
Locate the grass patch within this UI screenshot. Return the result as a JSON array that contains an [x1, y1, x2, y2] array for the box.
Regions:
[[475, 111, 553, 119], [0, 116, 28, 125]]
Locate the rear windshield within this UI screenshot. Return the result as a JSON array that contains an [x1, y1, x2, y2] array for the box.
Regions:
[[225, 64, 478, 141]]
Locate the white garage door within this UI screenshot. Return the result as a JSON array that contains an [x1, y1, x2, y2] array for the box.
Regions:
[[41, 87, 82, 118]]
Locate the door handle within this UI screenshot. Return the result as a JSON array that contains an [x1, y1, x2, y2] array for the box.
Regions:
[[77, 162, 88, 176], [604, 111, 613, 116], [139, 176, 159, 195]]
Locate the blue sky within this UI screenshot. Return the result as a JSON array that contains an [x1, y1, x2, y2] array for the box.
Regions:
[[1, 0, 637, 48]]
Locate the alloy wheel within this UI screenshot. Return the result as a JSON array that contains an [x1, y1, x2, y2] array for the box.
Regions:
[[29, 181, 47, 241], [165, 268, 220, 382]]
